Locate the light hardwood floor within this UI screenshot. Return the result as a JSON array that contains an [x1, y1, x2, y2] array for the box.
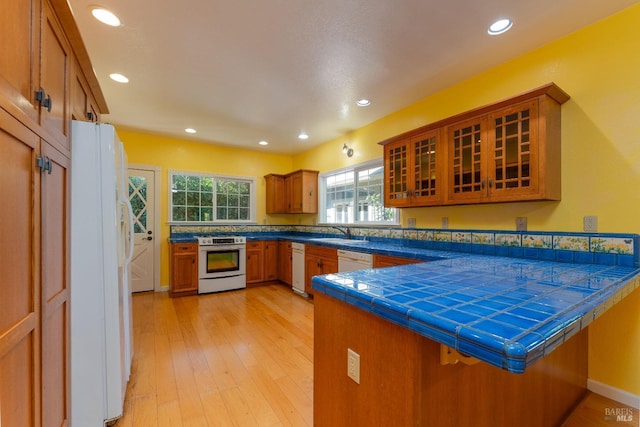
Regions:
[[119, 285, 314, 426], [118, 285, 637, 427]]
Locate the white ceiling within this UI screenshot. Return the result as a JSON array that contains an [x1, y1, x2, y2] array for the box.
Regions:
[[68, 0, 637, 154]]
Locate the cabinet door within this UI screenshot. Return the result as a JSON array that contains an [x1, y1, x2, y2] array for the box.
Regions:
[[289, 172, 303, 212], [448, 116, 488, 203], [171, 245, 198, 296], [40, 0, 71, 152], [0, 0, 40, 123], [384, 139, 410, 206], [487, 100, 539, 201], [278, 241, 292, 285], [41, 140, 70, 427], [263, 241, 278, 281], [246, 242, 264, 283], [71, 60, 99, 123], [411, 130, 443, 205], [304, 254, 320, 296], [0, 109, 41, 427], [265, 175, 287, 213]]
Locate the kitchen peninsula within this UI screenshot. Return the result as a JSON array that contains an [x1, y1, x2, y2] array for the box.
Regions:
[[312, 252, 640, 426]]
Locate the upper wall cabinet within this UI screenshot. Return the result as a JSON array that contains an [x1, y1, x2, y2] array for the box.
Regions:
[[384, 129, 443, 207], [0, 0, 107, 152], [265, 169, 319, 214], [380, 83, 569, 207]]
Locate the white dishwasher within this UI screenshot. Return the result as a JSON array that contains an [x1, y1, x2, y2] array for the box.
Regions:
[[338, 249, 373, 272], [292, 242, 306, 295]]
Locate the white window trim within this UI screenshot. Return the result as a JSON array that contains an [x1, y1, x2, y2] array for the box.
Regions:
[[167, 169, 257, 225], [318, 158, 400, 226]]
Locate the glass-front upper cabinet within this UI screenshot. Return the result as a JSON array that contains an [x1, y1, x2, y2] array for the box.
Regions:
[[384, 130, 443, 207]]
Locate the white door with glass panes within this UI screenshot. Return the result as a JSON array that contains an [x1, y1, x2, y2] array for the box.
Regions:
[[128, 168, 156, 292]]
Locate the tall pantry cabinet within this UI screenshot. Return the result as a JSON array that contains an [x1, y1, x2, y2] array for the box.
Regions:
[[0, 0, 108, 425]]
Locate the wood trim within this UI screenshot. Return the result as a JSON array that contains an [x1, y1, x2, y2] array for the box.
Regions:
[[378, 83, 569, 147], [0, 313, 37, 359]]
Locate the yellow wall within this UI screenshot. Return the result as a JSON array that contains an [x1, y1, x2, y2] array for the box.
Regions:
[[295, 5, 640, 396], [117, 130, 294, 289], [119, 5, 640, 396]]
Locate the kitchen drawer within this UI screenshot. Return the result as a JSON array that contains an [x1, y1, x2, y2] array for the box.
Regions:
[[247, 241, 263, 250], [173, 243, 197, 253]]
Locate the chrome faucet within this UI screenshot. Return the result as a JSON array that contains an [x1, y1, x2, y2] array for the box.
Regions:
[[331, 226, 351, 239]]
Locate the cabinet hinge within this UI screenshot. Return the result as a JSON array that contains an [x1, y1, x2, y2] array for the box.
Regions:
[[35, 87, 52, 112], [36, 156, 53, 174]]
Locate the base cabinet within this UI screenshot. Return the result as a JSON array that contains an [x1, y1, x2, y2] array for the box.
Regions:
[[314, 293, 587, 427], [278, 241, 292, 285], [246, 241, 279, 285], [170, 243, 198, 297], [304, 245, 338, 296]]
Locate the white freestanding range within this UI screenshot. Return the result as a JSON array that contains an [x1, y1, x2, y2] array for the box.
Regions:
[[70, 121, 135, 426]]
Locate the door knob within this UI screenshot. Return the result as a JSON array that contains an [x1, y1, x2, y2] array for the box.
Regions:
[[143, 236, 153, 241]]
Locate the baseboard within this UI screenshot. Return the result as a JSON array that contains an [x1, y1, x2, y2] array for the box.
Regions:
[[158, 285, 169, 292], [588, 379, 640, 409]]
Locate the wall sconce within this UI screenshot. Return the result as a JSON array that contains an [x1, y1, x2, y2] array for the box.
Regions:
[[342, 143, 354, 157]]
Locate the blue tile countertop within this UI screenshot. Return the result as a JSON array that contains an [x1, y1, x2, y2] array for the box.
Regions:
[[312, 255, 640, 374]]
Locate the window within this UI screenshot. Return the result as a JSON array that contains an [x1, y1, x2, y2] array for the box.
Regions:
[[169, 170, 256, 223], [320, 160, 398, 225]]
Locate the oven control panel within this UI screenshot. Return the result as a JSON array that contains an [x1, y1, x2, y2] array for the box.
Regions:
[[197, 235, 246, 246]]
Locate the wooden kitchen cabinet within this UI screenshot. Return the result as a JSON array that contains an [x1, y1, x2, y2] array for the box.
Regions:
[[264, 174, 287, 213], [380, 83, 569, 207], [384, 129, 443, 207], [170, 243, 199, 297], [264, 169, 319, 214], [373, 254, 422, 268], [246, 240, 279, 285], [304, 245, 338, 296], [278, 241, 292, 285], [0, 0, 107, 424], [71, 59, 100, 123]]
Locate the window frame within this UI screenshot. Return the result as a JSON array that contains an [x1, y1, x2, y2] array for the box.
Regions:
[[318, 159, 399, 226], [167, 169, 257, 225]]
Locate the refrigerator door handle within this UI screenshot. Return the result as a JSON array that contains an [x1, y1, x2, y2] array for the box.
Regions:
[[120, 198, 135, 265]]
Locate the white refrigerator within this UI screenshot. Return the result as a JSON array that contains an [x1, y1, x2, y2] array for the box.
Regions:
[[70, 121, 135, 426]]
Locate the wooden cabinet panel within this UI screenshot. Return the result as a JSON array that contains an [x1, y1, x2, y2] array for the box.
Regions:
[[170, 243, 198, 297], [373, 254, 422, 268], [0, 0, 40, 123], [264, 174, 287, 214], [246, 240, 279, 284], [71, 60, 99, 122], [264, 170, 318, 214], [40, 141, 70, 427], [0, 109, 40, 427], [263, 241, 278, 281], [278, 241, 292, 285], [40, 0, 71, 152], [381, 84, 568, 208], [384, 130, 443, 207], [304, 245, 338, 296], [246, 241, 264, 284]]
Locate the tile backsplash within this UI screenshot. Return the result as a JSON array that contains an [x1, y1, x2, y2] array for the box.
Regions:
[[170, 224, 639, 267]]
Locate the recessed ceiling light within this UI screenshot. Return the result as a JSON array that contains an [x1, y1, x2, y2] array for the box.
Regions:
[[488, 18, 512, 35], [298, 132, 309, 140], [90, 7, 121, 27], [185, 128, 197, 134], [109, 73, 129, 83], [356, 99, 371, 107], [258, 140, 268, 146]]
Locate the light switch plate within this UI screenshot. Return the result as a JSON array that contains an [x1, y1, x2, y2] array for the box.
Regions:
[[584, 216, 598, 232], [408, 218, 416, 228], [442, 217, 449, 229], [516, 217, 527, 231], [347, 348, 360, 384]]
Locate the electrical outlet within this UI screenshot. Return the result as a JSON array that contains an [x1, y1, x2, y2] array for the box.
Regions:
[[584, 215, 598, 232], [407, 218, 416, 228], [516, 217, 527, 231], [442, 217, 449, 229], [347, 348, 360, 384]]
